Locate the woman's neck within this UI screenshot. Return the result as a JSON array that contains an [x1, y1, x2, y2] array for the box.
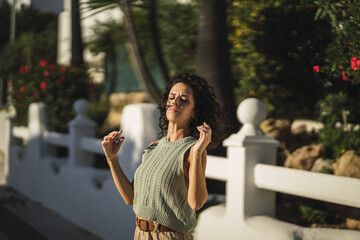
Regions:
[[166, 122, 191, 142]]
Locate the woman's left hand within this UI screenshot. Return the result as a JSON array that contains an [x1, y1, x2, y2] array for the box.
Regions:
[[194, 122, 212, 153]]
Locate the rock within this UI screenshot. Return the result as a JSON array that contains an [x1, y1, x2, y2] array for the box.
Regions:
[[310, 158, 335, 173], [291, 119, 324, 134], [333, 150, 360, 179], [260, 118, 291, 142], [284, 144, 325, 170], [346, 218, 360, 230], [291, 123, 307, 135], [276, 142, 291, 166]]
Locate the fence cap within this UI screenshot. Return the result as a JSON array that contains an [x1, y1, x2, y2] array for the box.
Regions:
[[237, 98, 267, 126], [236, 98, 267, 136], [74, 99, 90, 116], [69, 99, 96, 128]]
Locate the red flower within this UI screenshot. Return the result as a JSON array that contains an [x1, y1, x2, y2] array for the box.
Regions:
[[313, 66, 320, 72], [60, 66, 67, 73], [40, 60, 47, 67], [58, 76, 65, 83], [43, 71, 50, 78], [31, 91, 39, 96], [19, 66, 29, 73], [20, 86, 26, 93], [40, 82, 47, 90], [342, 70, 348, 81], [88, 82, 95, 89], [49, 64, 56, 69], [351, 57, 360, 71]]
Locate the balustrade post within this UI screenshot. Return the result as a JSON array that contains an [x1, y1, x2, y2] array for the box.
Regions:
[[223, 98, 280, 219], [68, 99, 96, 166], [4, 105, 16, 184], [25, 102, 48, 198]]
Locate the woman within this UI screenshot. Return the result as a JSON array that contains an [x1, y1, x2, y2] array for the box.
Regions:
[[102, 72, 225, 239]]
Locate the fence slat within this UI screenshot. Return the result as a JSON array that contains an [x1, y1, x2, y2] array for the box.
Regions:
[[80, 137, 104, 155], [13, 126, 30, 140], [43, 131, 69, 147], [254, 164, 360, 208], [205, 155, 228, 181]]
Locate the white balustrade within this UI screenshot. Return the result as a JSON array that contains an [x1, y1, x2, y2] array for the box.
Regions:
[[196, 98, 360, 240], [3, 98, 360, 240]]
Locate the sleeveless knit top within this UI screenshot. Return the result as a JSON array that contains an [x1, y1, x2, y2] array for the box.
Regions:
[[133, 136, 198, 233]]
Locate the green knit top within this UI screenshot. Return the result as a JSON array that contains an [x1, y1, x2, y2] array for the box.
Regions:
[[133, 136, 198, 233]]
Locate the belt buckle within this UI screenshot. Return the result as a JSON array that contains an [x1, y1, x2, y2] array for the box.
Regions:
[[139, 219, 149, 232]]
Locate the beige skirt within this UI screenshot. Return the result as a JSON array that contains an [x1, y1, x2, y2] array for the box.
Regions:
[[134, 218, 194, 240]]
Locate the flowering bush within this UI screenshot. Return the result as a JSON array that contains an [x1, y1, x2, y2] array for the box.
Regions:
[[10, 60, 91, 132], [312, 0, 360, 158]]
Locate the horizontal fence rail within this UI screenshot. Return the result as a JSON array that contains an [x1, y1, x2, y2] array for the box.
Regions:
[[80, 137, 104, 154], [254, 163, 360, 208], [13, 126, 29, 140], [43, 131, 69, 147], [205, 156, 228, 181]]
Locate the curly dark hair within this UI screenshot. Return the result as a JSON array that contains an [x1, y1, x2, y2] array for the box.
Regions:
[[158, 72, 226, 149]]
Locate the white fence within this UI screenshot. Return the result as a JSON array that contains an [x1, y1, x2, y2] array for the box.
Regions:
[[3, 98, 360, 240], [4, 100, 159, 240]]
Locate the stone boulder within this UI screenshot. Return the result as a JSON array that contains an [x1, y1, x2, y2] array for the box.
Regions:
[[284, 144, 325, 170], [333, 150, 360, 179], [260, 118, 291, 142], [310, 158, 335, 173], [346, 218, 360, 230]]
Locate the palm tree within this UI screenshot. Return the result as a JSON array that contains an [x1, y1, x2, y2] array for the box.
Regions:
[[196, 0, 239, 131], [85, 0, 164, 102], [120, 0, 161, 102], [71, 0, 84, 66]]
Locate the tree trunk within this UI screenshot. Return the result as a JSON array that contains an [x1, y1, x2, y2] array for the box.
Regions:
[[196, 0, 239, 132], [149, 0, 169, 83], [71, 0, 84, 66], [121, 0, 161, 103]]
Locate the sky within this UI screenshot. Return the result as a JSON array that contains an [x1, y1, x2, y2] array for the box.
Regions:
[[31, 0, 63, 14], [5, 0, 63, 14]]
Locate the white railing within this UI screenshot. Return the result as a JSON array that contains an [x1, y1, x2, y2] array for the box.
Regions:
[[4, 98, 360, 240], [80, 137, 104, 155], [5, 99, 160, 240], [13, 126, 30, 141], [43, 131, 69, 147], [205, 155, 227, 181], [254, 164, 360, 208], [198, 98, 360, 240]]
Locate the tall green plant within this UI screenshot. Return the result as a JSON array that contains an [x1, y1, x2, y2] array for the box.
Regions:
[[229, 0, 333, 119]]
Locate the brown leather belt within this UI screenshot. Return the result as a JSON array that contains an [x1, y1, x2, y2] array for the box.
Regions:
[[136, 217, 175, 232]]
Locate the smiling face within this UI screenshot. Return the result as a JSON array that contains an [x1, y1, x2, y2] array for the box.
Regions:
[[166, 83, 195, 127]]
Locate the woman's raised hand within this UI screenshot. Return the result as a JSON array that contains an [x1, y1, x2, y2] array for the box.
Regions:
[[102, 130, 125, 161], [194, 122, 212, 153]]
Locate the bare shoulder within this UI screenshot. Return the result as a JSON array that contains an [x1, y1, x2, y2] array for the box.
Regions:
[[147, 140, 159, 147]]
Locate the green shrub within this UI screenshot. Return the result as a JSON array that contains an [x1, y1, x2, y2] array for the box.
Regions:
[[318, 124, 360, 158], [228, 0, 333, 119], [10, 60, 91, 132], [300, 204, 327, 224]]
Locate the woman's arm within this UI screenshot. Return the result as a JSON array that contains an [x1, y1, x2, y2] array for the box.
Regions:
[[187, 147, 208, 210], [187, 122, 212, 210], [102, 131, 134, 205]]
